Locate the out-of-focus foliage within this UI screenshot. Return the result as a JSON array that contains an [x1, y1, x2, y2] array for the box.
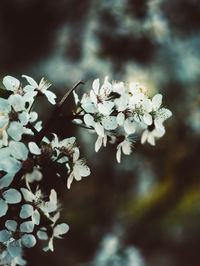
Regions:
[[0, 0, 200, 265]]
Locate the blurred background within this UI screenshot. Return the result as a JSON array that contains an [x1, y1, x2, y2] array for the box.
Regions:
[[0, 0, 200, 265]]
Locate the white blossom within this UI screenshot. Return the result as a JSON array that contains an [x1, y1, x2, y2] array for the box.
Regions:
[[67, 148, 90, 189], [22, 75, 57, 105]]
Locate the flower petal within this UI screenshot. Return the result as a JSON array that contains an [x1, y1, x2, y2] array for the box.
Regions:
[[5, 220, 18, 232], [0, 229, 11, 242], [152, 94, 162, 110], [9, 141, 29, 161], [28, 142, 41, 155], [53, 223, 69, 238], [7, 121, 24, 141], [3, 188, 22, 204], [20, 221, 34, 233], [20, 204, 34, 219], [3, 76, 20, 91], [22, 234, 36, 248], [0, 199, 8, 217]]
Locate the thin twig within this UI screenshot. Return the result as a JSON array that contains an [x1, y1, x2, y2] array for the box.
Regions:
[[57, 81, 84, 108]]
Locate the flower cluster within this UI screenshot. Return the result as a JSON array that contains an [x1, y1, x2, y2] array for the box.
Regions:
[[73, 77, 172, 162], [0, 75, 90, 265], [0, 74, 172, 265]]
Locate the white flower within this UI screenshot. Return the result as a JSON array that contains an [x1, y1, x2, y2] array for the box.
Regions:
[[67, 148, 90, 189], [0, 95, 26, 143], [90, 78, 114, 116], [20, 188, 58, 220], [22, 75, 56, 105], [116, 138, 133, 163], [83, 113, 117, 138], [42, 213, 69, 252], [0, 219, 36, 257], [141, 128, 165, 146], [154, 107, 172, 133], [95, 134, 107, 152]]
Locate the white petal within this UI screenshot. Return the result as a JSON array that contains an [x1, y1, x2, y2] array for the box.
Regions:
[[28, 142, 41, 155], [92, 79, 100, 94], [103, 134, 107, 147], [7, 121, 24, 141], [21, 234, 36, 248], [32, 209, 40, 225], [5, 220, 18, 232], [0, 173, 14, 189], [44, 90, 57, 105], [101, 116, 118, 130], [0, 199, 8, 217], [20, 221, 34, 233], [147, 133, 155, 146], [3, 188, 22, 204], [98, 101, 114, 116], [26, 168, 42, 183], [0, 116, 9, 129], [49, 189, 57, 204], [73, 148, 80, 161], [8, 240, 22, 258], [3, 75, 20, 91], [141, 130, 148, 144], [2, 130, 8, 146], [0, 157, 21, 173], [48, 237, 54, 251], [116, 146, 121, 163], [40, 201, 57, 213], [9, 141, 29, 161], [20, 188, 35, 202], [53, 223, 69, 238], [20, 204, 34, 219], [117, 112, 125, 126], [95, 122, 104, 137], [73, 90, 79, 105], [152, 94, 162, 110], [0, 229, 11, 242], [82, 102, 97, 113], [154, 118, 165, 133], [37, 230, 48, 240], [124, 119, 136, 135], [0, 98, 10, 113], [83, 114, 95, 127], [95, 136, 102, 152], [73, 166, 82, 181], [8, 94, 25, 112], [19, 112, 30, 125], [67, 172, 74, 189], [143, 113, 152, 125], [77, 164, 90, 177], [22, 75, 38, 88], [29, 111, 38, 122], [122, 140, 132, 155], [39, 77, 51, 91], [157, 107, 172, 120]]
